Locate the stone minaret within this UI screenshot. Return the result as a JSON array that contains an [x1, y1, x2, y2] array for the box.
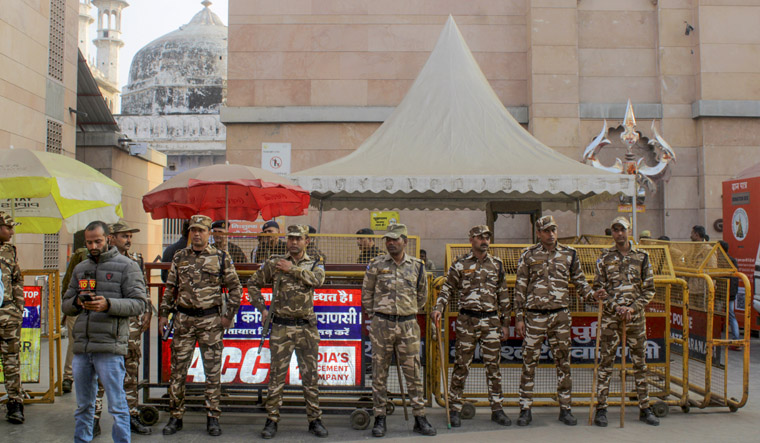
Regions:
[[92, 0, 127, 111], [78, 0, 94, 60]]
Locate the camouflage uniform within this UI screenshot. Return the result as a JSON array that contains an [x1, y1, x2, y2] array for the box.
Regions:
[[61, 247, 89, 385], [593, 240, 655, 411], [362, 226, 428, 418], [160, 218, 242, 419], [0, 228, 24, 404], [123, 251, 150, 417], [514, 218, 592, 411], [434, 227, 510, 412], [248, 225, 326, 423]]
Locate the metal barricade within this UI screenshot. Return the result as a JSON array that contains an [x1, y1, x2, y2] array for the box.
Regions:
[[428, 244, 688, 419], [641, 239, 751, 412], [138, 233, 428, 429]]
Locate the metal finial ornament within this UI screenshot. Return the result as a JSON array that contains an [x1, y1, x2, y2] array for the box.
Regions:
[[202, 0, 212, 8]]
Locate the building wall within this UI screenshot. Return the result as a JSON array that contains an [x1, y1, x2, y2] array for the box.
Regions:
[[1, 0, 80, 271], [225, 1, 760, 265]]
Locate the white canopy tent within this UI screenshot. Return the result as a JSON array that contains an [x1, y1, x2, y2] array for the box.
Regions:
[[291, 16, 634, 231]]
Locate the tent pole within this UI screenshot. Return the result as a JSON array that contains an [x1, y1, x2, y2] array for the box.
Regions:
[[631, 185, 638, 242], [575, 199, 581, 237], [317, 200, 323, 233]]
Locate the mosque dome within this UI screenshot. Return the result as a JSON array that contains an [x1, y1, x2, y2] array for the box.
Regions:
[[121, 1, 226, 115]]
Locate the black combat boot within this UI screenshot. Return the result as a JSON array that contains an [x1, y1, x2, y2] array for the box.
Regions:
[[130, 415, 152, 434], [639, 408, 660, 426], [261, 418, 278, 439], [372, 415, 386, 437], [413, 416, 436, 436], [5, 400, 24, 424], [309, 419, 328, 437], [162, 417, 183, 435], [516, 408, 532, 426], [62, 379, 72, 394], [207, 416, 222, 436], [594, 408, 608, 427], [491, 409, 511, 426], [558, 408, 577, 426], [93, 417, 101, 436], [449, 410, 461, 427]]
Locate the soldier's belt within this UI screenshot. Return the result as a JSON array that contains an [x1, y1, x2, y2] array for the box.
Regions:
[[272, 316, 309, 326], [458, 308, 498, 319], [374, 312, 416, 322], [176, 305, 221, 318], [526, 307, 567, 315]]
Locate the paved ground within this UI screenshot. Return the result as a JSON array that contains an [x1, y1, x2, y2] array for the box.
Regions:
[[3, 335, 758, 442]]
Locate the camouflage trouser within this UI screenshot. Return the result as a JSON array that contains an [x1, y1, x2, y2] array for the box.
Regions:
[[519, 309, 572, 410], [0, 306, 23, 402], [450, 314, 503, 412], [596, 311, 650, 410], [95, 317, 142, 419], [169, 313, 224, 419], [63, 314, 77, 382], [266, 322, 322, 422], [370, 316, 425, 417]]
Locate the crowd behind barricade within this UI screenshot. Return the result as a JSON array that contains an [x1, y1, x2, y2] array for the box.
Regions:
[[0, 210, 745, 441]]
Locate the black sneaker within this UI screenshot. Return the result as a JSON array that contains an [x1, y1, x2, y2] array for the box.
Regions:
[[93, 418, 101, 437], [207, 416, 222, 436], [491, 409, 511, 426], [372, 416, 386, 438], [639, 408, 660, 426], [516, 409, 532, 426], [309, 419, 328, 438], [594, 409, 608, 427], [558, 409, 577, 426], [412, 416, 436, 436], [449, 410, 461, 427], [261, 419, 278, 439], [162, 417, 183, 435]]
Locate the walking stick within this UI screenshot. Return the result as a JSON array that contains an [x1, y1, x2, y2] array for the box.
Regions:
[[436, 318, 452, 429], [394, 348, 409, 421], [620, 319, 627, 428], [588, 299, 603, 425]]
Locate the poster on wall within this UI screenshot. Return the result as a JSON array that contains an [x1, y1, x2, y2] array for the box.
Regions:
[[0, 286, 42, 383]]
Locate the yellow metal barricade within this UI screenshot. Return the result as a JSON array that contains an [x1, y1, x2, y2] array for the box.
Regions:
[[641, 239, 750, 412], [429, 244, 688, 418], [0, 270, 62, 404]]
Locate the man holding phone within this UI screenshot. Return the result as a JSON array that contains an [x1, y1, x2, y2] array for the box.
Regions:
[[62, 221, 148, 443]]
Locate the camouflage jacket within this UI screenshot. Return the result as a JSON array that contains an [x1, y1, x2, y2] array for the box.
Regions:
[[248, 253, 325, 322], [251, 239, 287, 264], [124, 251, 153, 317], [362, 253, 428, 317], [357, 245, 383, 264], [160, 245, 242, 321], [0, 242, 23, 310], [514, 242, 592, 322], [593, 242, 655, 315], [434, 252, 510, 327]]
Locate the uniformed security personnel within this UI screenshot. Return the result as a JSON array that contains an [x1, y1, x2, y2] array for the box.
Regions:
[[248, 224, 328, 439], [61, 246, 89, 394], [0, 212, 24, 424], [592, 217, 659, 427], [362, 224, 435, 438], [108, 220, 153, 434], [514, 215, 598, 427], [432, 225, 511, 427], [158, 214, 242, 437]]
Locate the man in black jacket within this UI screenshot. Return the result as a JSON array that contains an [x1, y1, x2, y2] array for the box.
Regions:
[[162, 220, 190, 282], [62, 221, 147, 443]]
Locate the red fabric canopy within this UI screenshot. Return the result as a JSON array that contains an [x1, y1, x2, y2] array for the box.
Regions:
[[142, 164, 310, 221]]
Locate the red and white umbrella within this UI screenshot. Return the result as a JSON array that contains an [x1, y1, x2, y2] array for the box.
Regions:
[[142, 164, 310, 221]]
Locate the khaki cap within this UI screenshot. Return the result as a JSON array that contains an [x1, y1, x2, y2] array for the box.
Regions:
[[110, 219, 140, 234], [469, 225, 491, 237], [611, 216, 631, 230], [188, 214, 212, 231], [383, 224, 408, 239], [286, 224, 309, 238], [536, 215, 558, 231]]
